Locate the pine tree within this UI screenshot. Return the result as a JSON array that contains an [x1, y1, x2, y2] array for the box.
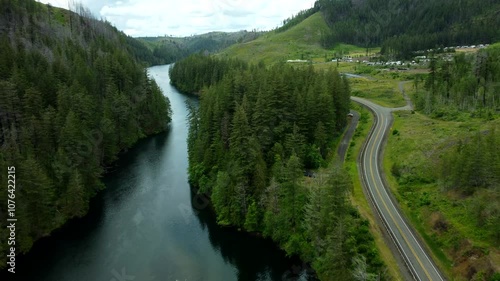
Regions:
[[314, 121, 328, 158], [229, 104, 252, 180], [21, 156, 55, 235], [62, 170, 87, 218], [244, 200, 259, 232], [212, 171, 231, 225]]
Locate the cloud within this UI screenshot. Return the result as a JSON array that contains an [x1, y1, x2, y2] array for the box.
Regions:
[[38, 0, 316, 37]]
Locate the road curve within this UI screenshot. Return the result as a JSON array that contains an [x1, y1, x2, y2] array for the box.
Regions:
[[352, 96, 445, 281]]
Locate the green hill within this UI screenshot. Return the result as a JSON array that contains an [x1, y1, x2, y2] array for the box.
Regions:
[[218, 12, 334, 64], [317, 0, 500, 58]]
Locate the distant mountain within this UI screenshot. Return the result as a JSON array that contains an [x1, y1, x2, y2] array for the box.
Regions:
[[316, 0, 500, 58], [0, 0, 171, 267], [218, 12, 332, 64], [137, 30, 263, 64]]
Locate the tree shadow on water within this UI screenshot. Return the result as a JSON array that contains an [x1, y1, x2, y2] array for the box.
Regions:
[[189, 187, 317, 281]]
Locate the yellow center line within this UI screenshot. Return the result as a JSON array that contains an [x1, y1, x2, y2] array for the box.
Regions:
[[367, 109, 433, 281]]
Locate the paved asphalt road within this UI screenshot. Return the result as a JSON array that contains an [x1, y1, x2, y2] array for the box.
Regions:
[[351, 96, 445, 281]]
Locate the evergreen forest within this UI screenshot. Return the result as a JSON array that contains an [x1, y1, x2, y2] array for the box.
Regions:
[[0, 0, 171, 267], [170, 55, 389, 280]]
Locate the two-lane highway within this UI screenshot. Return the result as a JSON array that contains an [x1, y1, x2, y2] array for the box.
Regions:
[[352, 96, 445, 281]]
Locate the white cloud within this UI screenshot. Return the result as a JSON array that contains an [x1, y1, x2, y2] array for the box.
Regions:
[[38, 0, 316, 37]]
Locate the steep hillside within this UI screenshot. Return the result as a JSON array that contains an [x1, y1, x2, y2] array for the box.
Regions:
[[218, 12, 332, 64], [317, 0, 500, 58], [0, 0, 171, 268], [220, 0, 500, 62]]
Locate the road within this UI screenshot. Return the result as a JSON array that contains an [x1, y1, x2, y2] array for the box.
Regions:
[[351, 95, 445, 281], [336, 110, 360, 163]]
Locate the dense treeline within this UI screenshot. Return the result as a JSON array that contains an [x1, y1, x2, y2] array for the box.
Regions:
[[315, 0, 500, 58], [169, 54, 249, 94], [171, 55, 388, 280], [0, 0, 171, 267], [415, 45, 500, 119], [274, 7, 320, 33]]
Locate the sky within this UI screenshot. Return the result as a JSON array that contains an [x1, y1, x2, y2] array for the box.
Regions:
[[37, 0, 316, 37]]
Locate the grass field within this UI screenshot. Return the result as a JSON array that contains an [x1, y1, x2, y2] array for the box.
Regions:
[[218, 12, 330, 64], [349, 78, 407, 108], [383, 86, 500, 279]]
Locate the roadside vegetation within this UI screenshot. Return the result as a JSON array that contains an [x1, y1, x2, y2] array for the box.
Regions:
[[349, 78, 406, 108], [385, 110, 500, 280], [381, 45, 500, 281], [216, 7, 500, 279], [344, 104, 404, 280]]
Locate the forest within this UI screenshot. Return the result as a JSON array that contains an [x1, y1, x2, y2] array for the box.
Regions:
[[170, 55, 388, 280], [0, 0, 171, 267], [314, 0, 500, 58]]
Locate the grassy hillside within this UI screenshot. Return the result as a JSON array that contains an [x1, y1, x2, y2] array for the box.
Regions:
[[218, 12, 331, 64], [217, 12, 382, 67]]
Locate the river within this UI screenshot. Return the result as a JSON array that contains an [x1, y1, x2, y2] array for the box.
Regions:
[[7, 65, 314, 281]]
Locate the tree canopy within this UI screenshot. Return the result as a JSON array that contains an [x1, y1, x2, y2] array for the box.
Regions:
[[171, 54, 388, 280], [0, 0, 171, 267]]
